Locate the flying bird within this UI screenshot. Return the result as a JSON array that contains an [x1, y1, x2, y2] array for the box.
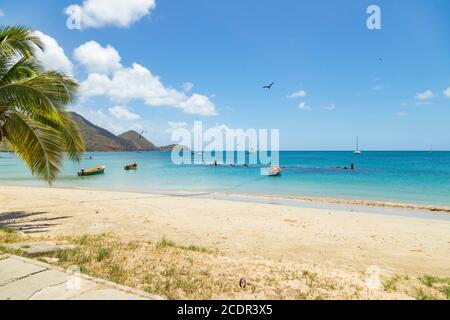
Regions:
[[262, 82, 275, 90]]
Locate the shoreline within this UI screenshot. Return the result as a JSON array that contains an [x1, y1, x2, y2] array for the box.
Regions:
[[1, 182, 450, 215], [205, 192, 450, 214]]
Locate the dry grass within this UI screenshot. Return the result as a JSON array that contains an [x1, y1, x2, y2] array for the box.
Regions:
[[0, 229, 449, 300], [381, 273, 450, 300], [0, 227, 23, 244]]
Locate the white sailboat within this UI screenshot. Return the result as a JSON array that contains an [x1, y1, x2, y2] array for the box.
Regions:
[[354, 137, 362, 155]]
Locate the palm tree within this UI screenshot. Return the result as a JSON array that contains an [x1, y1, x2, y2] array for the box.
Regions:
[[0, 26, 84, 182]]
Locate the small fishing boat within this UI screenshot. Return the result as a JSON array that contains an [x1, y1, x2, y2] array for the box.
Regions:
[[268, 166, 282, 176], [77, 166, 106, 177], [124, 163, 138, 170]]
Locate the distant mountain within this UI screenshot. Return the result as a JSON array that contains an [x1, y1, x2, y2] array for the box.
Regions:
[[70, 112, 136, 151], [118, 130, 158, 151], [158, 144, 184, 152], [70, 112, 186, 152]]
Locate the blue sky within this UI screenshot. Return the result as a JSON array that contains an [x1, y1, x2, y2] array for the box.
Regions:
[[1, 0, 449, 150]]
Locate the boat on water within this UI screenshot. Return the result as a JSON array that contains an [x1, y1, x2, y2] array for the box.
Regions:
[[124, 163, 138, 170], [77, 166, 106, 177], [268, 166, 282, 176], [354, 137, 362, 155]]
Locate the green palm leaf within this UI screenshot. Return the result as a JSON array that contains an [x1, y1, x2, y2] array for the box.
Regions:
[[3, 112, 64, 182], [0, 25, 85, 182], [0, 26, 44, 58], [0, 71, 78, 120], [33, 111, 85, 161]]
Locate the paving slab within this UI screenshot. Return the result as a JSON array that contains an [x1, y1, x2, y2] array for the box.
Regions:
[[0, 269, 70, 300], [0, 255, 162, 300], [29, 277, 98, 300], [4, 242, 76, 256], [0, 257, 47, 286]]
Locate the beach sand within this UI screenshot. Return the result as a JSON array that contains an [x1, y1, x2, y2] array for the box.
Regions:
[[1, 186, 450, 299], [0, 186, 450, 299]]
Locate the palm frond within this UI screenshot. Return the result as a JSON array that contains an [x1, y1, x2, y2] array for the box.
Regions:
[[0, 26, 44, 58], [0, 56, 42, 87], [3, 112, 64, 182], [32, 111, 85, 161], [0, 70, 78, 120], [0, 25, 84, 182]]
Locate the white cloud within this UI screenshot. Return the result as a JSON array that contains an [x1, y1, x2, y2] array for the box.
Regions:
[[178, 94, 216, 116], [33, 31, 74, 76], [74, 41, 121, 74], [80, 61, 217, 116], [64, 0, 156, 29], [298, 102, 311, 111], [0, 8, 5, 17], [89, 109, 108, 119], [443, 87, 450, 98], [415, 90, 435, 101], [396, 112, 408, 117], [108, 105, 141, 121], [323, 103, 336, 111], [182, 82, 194, 92], [287, 90, 307, 99], [165, 121, 188, 134]]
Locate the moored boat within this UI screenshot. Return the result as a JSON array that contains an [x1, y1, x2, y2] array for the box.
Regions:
[[354, 136, 362, 155], [124, 163, 138, 170], [77, 166, 106, 177], [268, 166, 282, 176]]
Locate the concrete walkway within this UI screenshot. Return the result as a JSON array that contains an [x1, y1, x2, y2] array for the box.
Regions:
[[0, 255, 163, 300]]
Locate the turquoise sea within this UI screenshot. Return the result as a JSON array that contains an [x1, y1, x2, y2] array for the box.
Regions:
[[1, 151, 450, 207]]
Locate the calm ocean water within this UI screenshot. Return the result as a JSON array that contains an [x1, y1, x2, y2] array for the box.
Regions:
[[1, 151, 449, 207]]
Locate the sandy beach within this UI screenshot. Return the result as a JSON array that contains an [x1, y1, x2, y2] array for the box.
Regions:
[[1, 185, 449, 278]]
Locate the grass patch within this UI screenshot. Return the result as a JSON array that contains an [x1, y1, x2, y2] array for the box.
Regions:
[[0, 226, 16, 234], [383, 274, 409, 292], [155, 237, 177, 250], [108, 263, 126, 283], [0, 227, 23, 244], [419, 274, 450, 287], [418, 274, 450, 300], [96, 247, 112, 262], [420, 275, 439, 287], [443, 286, 450, 300], [415, 288, 438, 300], [3, 231, 447, 300], [43, 235, 232, 299], [156, 237, 217, 255]]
